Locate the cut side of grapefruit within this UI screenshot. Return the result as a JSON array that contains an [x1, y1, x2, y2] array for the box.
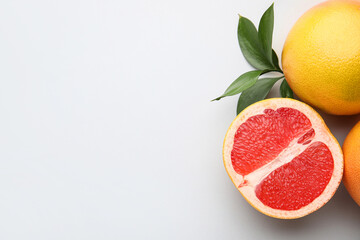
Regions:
[[223, 98, 343, 219]]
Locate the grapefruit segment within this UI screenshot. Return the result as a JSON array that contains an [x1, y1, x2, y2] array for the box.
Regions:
[[223, 99, 343, 219], [298, 128, 315, 144], [256, 142, 334, 211], [231, 107, 312, 175]]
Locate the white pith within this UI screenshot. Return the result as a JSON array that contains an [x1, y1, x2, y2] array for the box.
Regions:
[[223, 99, 343, 219]]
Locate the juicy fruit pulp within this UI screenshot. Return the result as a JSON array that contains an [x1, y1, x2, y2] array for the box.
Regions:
[[223, 99, 343, 219], [232, 108, 334, 211], [232, 108, 312, 175], [255, 142, 333, 210]]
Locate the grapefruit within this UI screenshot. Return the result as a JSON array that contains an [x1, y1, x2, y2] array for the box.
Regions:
[[223, 98, 343, 218], [343, 121, 360, 206], [282, 0, 360, 115]]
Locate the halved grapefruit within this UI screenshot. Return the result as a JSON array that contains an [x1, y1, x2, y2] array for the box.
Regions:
[[223, 98, 343, 219]]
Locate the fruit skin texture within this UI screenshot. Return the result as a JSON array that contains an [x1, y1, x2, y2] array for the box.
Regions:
[[343, 121, 360, 206], [282, 0, 360, 115]]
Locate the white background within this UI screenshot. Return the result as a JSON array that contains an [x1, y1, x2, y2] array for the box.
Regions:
[[0, 0, 360, 239]]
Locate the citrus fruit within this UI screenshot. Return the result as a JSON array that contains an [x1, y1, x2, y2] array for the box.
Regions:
[[343, 121, 360, 206], [223, 98, 343, 218], [282, 0, 360, 115]]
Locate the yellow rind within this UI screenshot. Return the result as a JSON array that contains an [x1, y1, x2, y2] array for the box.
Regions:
[[282, 0, 360, 115]]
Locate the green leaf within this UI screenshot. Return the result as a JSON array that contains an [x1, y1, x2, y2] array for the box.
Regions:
[[238, 16, 274, 70], [236, 77, 283, 115], [212, 70, 263, 101], [280, 79, 294, 98], [272, 49, 281, 72], [258, 3, 274, 63]]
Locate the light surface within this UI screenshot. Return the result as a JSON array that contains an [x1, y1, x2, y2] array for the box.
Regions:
[[0, 0, 359, 239]]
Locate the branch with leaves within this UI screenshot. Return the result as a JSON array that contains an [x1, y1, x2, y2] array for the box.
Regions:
[[212, 3, 293, 115]]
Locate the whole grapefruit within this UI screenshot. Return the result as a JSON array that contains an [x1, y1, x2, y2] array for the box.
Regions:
[[343, 121, 360, 206], [282, 0, 360, 115]]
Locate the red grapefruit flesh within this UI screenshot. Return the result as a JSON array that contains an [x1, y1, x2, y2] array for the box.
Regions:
[[223, 99, 343, 219]]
